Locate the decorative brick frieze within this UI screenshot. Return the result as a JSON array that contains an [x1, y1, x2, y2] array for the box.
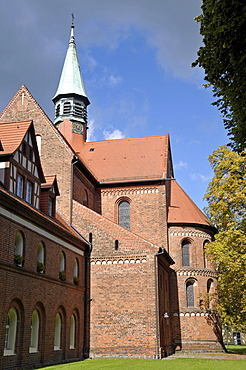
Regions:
[[175, 268, 217, 278], [169, 228, 212, 240], [101, 187, 159, 197], [91, 255, 147, 265]]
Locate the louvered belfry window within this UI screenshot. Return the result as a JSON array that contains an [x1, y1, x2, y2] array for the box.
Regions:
[[182, 243, 190, 266], [118, 201, 130, 229]]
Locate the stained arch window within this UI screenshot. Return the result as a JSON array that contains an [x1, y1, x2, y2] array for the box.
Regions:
[[186, 281, 194, 307], [182, 241, 190, 267], [70, 315, 76, 349], [14, 231, 24, 266], [4, 308, 17, 355], [29, 310, 39, 353], [118, 200, 130, 229], [54, 313, 61, 350]]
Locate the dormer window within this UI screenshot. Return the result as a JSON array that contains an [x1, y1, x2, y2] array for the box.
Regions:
[[48, 197, 55, 217], [63, 102, 71, 114]]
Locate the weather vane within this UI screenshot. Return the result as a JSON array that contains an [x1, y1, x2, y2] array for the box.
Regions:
[[71, 13, 75, 26]]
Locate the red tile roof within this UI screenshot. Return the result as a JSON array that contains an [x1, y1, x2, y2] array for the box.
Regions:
[[0, 120, 32, 155], [168, 180, 212, 226], [78, 135, 170, 183]]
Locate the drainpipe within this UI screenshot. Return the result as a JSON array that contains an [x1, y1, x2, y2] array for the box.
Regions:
[[154, 248, 166, 359], [70, 155, 79, 225], [71, 225, 92, 358]]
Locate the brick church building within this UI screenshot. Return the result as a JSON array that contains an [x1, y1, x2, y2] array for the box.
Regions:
[[0, 24, 223, 368]]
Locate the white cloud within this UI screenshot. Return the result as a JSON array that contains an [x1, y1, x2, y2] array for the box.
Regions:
[[87, 119, 97, 142], [109, 74, 122, 86], [174, 161, 188, 170], [190, 173, 212, 182], [103, 129, 125, 140]]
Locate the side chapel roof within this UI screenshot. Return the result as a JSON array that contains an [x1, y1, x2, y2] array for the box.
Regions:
[[168, 180, 212, 227]]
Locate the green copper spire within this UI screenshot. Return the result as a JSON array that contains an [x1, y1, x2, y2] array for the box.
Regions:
[[53, 25, 89, 103]]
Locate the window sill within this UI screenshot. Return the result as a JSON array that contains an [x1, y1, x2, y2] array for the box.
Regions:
[[4, 350, 15, 356], [29, 347, 39, 353]]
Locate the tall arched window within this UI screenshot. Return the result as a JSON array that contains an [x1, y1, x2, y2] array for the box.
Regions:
[[14, 231, 24, 266], [59, 252, 66, 281], [4, 308, 17, 356], [203, 240, 209, 268], [83, 190, 88, 207], [182, 241, 190, 267], [70, 315, 76, 349], [118, 200, 130, 229], [37, 242, 45, 273], [73, 259, 79, 285], [186, 281, 194, 307], [29, 310, 40, 353], [54, 313, 61, 350]]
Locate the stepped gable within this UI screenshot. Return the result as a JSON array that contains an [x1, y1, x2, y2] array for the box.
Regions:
[[168, 179, 211, 226], [78, 134, 171, 184]]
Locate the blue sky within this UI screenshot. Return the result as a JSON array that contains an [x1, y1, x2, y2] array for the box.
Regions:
[[0, 0, 228, 210]]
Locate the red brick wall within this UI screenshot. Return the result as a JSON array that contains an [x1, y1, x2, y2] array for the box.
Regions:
[[0, 205, 87, 369], [100, 184, 168, 248]]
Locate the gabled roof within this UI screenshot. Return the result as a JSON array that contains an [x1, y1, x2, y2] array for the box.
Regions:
[[77, 134, 172, 184], [41, 175, 60, 196], [168, 180, 212, 227], [53, 26, 89, 104], [0, 120, 32, 155]]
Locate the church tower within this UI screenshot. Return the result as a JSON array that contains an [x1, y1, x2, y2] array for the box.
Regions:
[[53, 23, 90, 141]]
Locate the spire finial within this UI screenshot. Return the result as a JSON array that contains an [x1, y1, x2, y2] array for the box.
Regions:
[[71, 13, 75, 27]]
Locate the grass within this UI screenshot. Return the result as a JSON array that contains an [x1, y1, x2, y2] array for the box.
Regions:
[[226, 344, 246, 354], [40, 357, 246, 370]]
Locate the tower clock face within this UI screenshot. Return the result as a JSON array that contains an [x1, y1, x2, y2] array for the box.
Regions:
[[72, 121, 83, 134]]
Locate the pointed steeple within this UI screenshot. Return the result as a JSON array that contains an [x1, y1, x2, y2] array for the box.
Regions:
[[53, 23, 90, 139]]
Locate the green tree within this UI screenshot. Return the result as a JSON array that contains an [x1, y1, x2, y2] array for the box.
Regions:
[[193, 0, 246, 152], [204, 146, 246, 330]]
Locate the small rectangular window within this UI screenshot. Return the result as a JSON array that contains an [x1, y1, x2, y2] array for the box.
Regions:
[[26, 182, 33, 204], [16, 175, 24, 198]]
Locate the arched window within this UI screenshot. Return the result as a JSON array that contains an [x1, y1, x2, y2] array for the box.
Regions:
[[14, 231, 24, 266], [70, 315, 76, 349], [118, 200, 130, 229], [182, 241, 190, 267], [83, 190, 88, 207], [29, 310, 39, 353], [54, 313, 61, 350], [186, 281, 194, 307], [4, 308, 17, 355], [63, 101, 71, 115], [37, 242, 45, 273], [73, 259, 79, 285], [203, 240, 210, 268], [59, 252, 66, 281]]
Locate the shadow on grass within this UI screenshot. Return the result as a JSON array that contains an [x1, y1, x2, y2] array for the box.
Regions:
[[226, 345, 246, 355]]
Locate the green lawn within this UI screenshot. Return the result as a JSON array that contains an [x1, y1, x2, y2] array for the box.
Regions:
[[40, 357, 246, 370], [226, 344, 246, 354]]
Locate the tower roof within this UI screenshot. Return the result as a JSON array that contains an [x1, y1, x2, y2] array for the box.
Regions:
[[53, 25, 89, 104]]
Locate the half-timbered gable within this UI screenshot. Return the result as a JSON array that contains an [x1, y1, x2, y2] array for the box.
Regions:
[[0, 120, 45, 209]]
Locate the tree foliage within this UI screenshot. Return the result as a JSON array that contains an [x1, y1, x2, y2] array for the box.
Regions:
[[204, 146, 246, 330], [193, 1, 246, 152]]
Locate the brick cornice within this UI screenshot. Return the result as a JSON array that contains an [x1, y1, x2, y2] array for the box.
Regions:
[[175, 267, 217, 278]]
